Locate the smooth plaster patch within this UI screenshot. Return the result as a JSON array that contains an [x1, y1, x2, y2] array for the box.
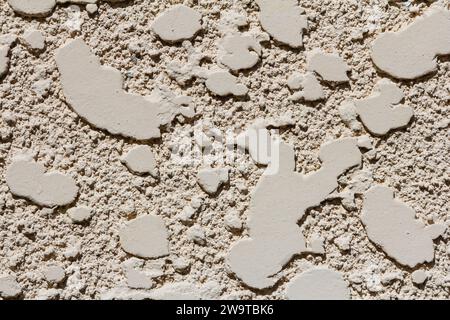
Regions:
[[7, 0, 126, 17], [119, 214, 169, 259], [151, 5, 202, 43], [7, 0, 56, 17], [56, 38, 163, 140], [218, 34, 263, 71], [371, 8, 450, 80], [121, 145, 158, 177], [286, 268, 350, 300], [361, 185, 446, 268], [353, 79, 413, 136], [307, 49, 350, 83], [6, 157, 78, 207], [205, 70, 248, 97], [22, 29, 45, 51], [255, 0, 308, 48], [227, 138, 361, 289]]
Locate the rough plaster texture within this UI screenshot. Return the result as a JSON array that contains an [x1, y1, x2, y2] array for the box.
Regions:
[[0, 0, 449, 300]]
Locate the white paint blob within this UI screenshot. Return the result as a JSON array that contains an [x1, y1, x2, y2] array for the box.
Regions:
[[6, 157, 78, 207], [361, 185, 446, 268]]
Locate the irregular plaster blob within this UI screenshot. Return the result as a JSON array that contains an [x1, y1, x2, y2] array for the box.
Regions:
[[152, 5, 202, 43], [371, 8, 450, 80], [361, 185, 446, 268], [205, 70, 248, 97], [354, 79, 413, 136], [22, 29, 45, 51], [67, 205, 93, 223], [119, 214, 169, 259], [121, 145, 158, 177], [56, 38, 162, 140], [7, 0, 56, 17], [256, 0, 307, 48], [197, 167, 229, 195], [6, 158, 78, 207], [307, 50, 350, 83], [287, 72, 324, 101], [286, 268, 350, 300], [227, 138, 361, 289], [218, 34, 263, 71], [0, 275, 22, 299]]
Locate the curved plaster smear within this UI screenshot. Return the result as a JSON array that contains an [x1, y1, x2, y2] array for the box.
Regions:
[[307, 50, 350, 83], [119, 214, 169, 259], [255, 0, 307, 48], [227, 138, 361, 289], [56, 38, 162, 140], [353, 79, 413, 136], [151, 5, 202, 43], [6, 158, 78, 207], [286, 268, 350, 300], [205, 70, 248, 96], [361, 185, 446, 268], [371, 8, 450, 80]]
